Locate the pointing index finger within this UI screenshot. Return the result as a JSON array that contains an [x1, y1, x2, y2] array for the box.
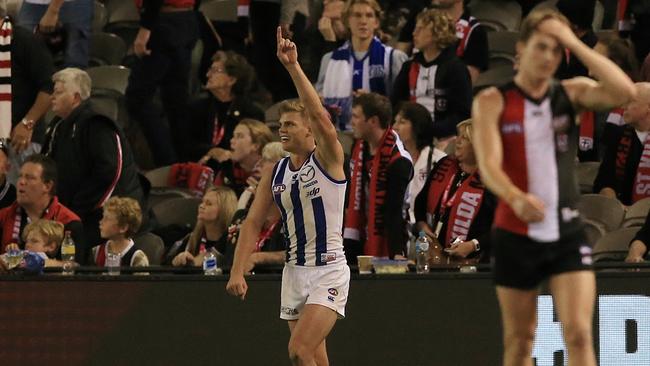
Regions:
[[276, 26, 283, 44]]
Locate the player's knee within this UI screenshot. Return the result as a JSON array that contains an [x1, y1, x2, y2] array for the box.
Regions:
[[504, 328, 536, 355], [563, 322, 593, 350], [288, 340, 312, 365]]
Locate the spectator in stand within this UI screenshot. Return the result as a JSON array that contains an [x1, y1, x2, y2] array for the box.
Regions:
[[202, 119, 274, 197], [43, 68, 143, 248], [5, 219, 65, 267], [235, 141, 289, 211], [0, 142, 16, 209], [577, 34, 641, 162], [16, 0, 93, 68], [343, 93, 413, 263], [396, 0, 488, 84], [594, 82, 650, 206], [316, 0, 348, 47], [170, 186, 237, 267], [188, 51, 264, 163], [392, 8, 472, 140], [392, 102, 446, 225], [594, 35, 641, 82], [626, 209, 650, 263], [555, 0, 598, 79], [0, 16, 54, 183], [316, 0, 407, 130], [224, 142, 289, 271], [0, 154, 86, 263], [414, 119, 495, 263], [92, 197, 148, 268], [125, 0, 199, 165]]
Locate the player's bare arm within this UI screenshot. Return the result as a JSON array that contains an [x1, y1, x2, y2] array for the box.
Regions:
[[226, 169, 274, 300], [276, 26, 345, 181], [537, 18, 636, 111]]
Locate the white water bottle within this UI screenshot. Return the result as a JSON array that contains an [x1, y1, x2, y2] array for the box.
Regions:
[[416, 231, 430, 274], [203, 250, 221, 275]]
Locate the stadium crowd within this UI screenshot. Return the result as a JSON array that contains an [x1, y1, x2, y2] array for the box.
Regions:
[[1, 0, 650, 271]]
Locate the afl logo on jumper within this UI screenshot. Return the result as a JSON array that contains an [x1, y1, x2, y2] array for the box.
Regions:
[[300, 165, 316, 183], [273, 184, 286, 194]]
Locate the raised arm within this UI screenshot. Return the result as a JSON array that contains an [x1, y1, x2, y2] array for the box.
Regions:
[[472, 88, 545, 223], [276, 27, 345, 180], [226, 168, 275, 300], [538, 19, 636, 110]]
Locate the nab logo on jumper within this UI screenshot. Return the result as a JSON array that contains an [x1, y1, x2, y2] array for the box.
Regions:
[[271, 152, 347, 267]]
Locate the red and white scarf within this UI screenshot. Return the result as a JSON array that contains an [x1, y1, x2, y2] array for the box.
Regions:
[[425, 157, 485, 246], [0, 18, 12, 139], [634, 131, 650, 202], [579, 111, 595, 152], [606, 107, 625, 126], [343, 129, 408, 257], [455, 16, 476, 58]]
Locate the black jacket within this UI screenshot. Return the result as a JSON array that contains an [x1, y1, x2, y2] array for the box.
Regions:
[[593, 124, 642, 206], [42, 100, 144, 218], [187, 94, 265, 162], [11, 25, 54, 143], [391, 48, 473, 138]]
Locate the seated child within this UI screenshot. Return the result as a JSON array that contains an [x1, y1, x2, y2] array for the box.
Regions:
[[92, 197, 149, 267], [3, 219, 65, 269]]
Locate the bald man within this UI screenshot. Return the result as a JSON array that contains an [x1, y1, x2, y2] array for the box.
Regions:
[[594, 82, 650, 206]]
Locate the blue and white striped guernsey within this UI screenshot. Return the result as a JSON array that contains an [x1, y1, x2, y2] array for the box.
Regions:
[[271, 151, 347, 266]]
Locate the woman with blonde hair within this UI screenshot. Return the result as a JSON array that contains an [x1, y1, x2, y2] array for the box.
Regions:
[[171, 186, 238, 267], [414, 119, 495, 263]]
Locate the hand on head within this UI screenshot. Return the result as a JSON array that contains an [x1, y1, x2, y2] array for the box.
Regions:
[[537, 17, 576, 46]]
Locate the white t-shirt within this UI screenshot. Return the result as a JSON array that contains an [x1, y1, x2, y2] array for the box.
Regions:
[[407, 145, 446, 224]]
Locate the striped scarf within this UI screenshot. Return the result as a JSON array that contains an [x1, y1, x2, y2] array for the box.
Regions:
[[322, 37, 393, 130], [343, 129, 411, 257], [0, 18, 11, 139]]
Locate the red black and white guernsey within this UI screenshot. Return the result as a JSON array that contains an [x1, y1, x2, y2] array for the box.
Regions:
[[495, 81, 583, 242]]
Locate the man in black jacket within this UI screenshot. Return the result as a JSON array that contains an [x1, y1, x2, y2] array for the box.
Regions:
[[43, 68, 143, 247], [343, 93, 414, 263]]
